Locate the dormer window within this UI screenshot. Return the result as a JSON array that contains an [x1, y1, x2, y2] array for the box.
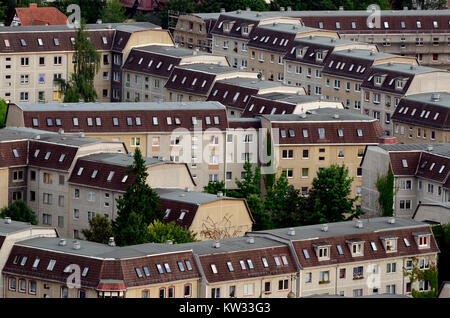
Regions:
[[414, 232, 431, 249], [395, 79, 404, 90], [380, 236, 398, 253], [347, 239, 364, 257], [313, 243, 331, 261], [316, 51, 323, 61]]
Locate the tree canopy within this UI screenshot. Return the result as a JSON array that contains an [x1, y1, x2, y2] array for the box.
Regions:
[[81, 215, 113, 244], [101, 0, 127, 24], [147, 220, 198, 244], [0, 200, 37, 225]]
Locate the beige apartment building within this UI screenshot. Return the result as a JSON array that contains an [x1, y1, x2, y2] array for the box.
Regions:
[[1, 217, 440, 298], [6, 101, 231, 191], [361, 63, 450, 136], [283, 36, 377, 96], [0, 22, 167, 104], [361, 143, 450, 218], [164, 63, 258, 102], [173, 13, 220, 52], [260, 108, 385, 202], [321, 49, 417, 114], [122, 45, 228, 103], [391, 92, 450, 144]]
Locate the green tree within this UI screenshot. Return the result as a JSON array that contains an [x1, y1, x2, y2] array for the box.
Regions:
[[247, 193, 272, 231], [376, 168, 395, 217], [0, 200, 37, 225], [307, 164, 362, 224], [203, 181, 226, 195], [234, 160, 261, 198], [112, 148, 163, 246], [432, 223, 450, 287], [0, 98, 7, 128], [54, 22, 101, 102], [404, 257, 439, 298], [81, 215, 113, 244], [148, 220, 197, 244], [101, 0, 126, 23], [158, 0, 195, 29]]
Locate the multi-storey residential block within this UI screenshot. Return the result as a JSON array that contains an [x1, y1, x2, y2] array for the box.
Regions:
[[0, 218, 57, 298], [282, 36, 377, 95], [67, 153, 196, 239], [0, 22, 168, 104], [321, 49, 417, 114], [391, 92, 450, 144], [247, 23, 338, 83], [157, 188, 253, 241], [241, 92, 343, 117], [207, 77, 304, 118], [260, 108, 385, 200], [173, 13, 220, 52], [122, 45, 229, 103], [165, 63, 258, 102], [361, 143, 450, 218], [361, 63, 450, 136], [6, 101, 230, 190], [2, 217, 439, 298]]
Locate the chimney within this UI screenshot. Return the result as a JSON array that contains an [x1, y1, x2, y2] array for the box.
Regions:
[[96, 19, 102, 24], [427, 145, 434, 152], [237, 9, 241, 14], [108, 237, 116, 247], [4, 217, 11, 224], [58, 239, 67, 246], [185, 187, 191, 192], [333, 113, 340, 119], [378, 136, 397, 144], [288, 228, 295, 236], [431, 93, 440, 102], [29, 3, 38, 8], [34, 135, 40, 140], [213, 241, 221, 248], [72, 240, 81, 250], [321, 224, 328, 232], [247, 237, 255, 244], [355, 220, 363, 228], [388, 217, 395, 224]]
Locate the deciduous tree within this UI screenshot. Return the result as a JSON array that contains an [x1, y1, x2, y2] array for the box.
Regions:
[[81, 215, 113, 244], [0, 200, 37, 225], [148, 220, 197, 244]]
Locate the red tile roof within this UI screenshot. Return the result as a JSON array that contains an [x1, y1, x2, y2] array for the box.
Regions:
[[122, 48, 182, 78], [207, 81, 258, 110], [0, 141, 28, 168], [415, 152, 449, 184], [164, 67, 217, 96], [160, 199, 199, 229], [15, 4, 68, 26], [28, 141, 78, 171], [389, 151, 422, 176]]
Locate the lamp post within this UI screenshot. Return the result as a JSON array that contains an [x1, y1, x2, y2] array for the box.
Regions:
[[287, 273, 299, 298]]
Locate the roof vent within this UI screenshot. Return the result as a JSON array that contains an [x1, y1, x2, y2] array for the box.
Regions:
[[427, 145, 433, 152], [4, 217, 11, 224], [288, 228, 295, 236], [370, 49, 375, 55], [72, 240, 81, 250], [280, 7, 285, 11], [108, 237, 116, 247], [96, 19, 102, 24], [321, 224, 328, 232], [246, 7, 251, 11], [410, 64, 416, 70], [185, 187, 191, 192], [403, 6, 409, 10], [388, 217, 395, 224], [339, 6, 344, 10], [247, 237, 255, 244], [213, 241, 221, 248], [58, 239, 67, 246], [287, 6, 292, 11], [220, 8, 225, 13], [300, 113, 307, 118], [237, 9, 241, 14], [273, 22, 277, 26], [347, 48, 352, 52], [431, 93, 440, 102], [333, 113, 340, 119], [217, 191, 223, 197], [78, 132, 85, 138], [58, 129, 64, 134], [166, 240, 173, 245], [355, 220, 363, 228], [180, 193, 186, 197], [34, 135, 40, 140], [309, 35, 313, 39]]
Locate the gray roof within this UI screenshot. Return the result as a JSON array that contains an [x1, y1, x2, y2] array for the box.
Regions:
[[250, 217, 430, 242], [190, 13, 221, 20], [401, 92, 450, 109], [177, 63, 242, 74], [262, 107, 375, 122], [256, 92, 321, 104], [216, 77, 286, 89], [257, 23, 316, 34], [13, 101, 226, 112], [294, 35, 355, 47], [332, 49, 397, 61], [0, 22, 160, 34], [377, 143, 450, 157], [155, 188, 239, 205], [0, 218, 36, 236], [0, 127, 110, 147], [228, 117, 261, 123], [134, 45, 206, 58], [79, 153, 168, 167], [372, 62, 443, 75]]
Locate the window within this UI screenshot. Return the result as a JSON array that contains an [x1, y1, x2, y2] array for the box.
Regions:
[[353, 266, 364, 279], [386, 262, 397, 273], [9, 277, 16, 291], [243, 283, 254, 296], [211, 264, 218, 274], [386, 284, 396, 294], [339, 268, 346, 279], [305, 272, 312, 283], [278, 279, 289, 291], [184, 284, 191, 297], [319, 271, 330, 283]]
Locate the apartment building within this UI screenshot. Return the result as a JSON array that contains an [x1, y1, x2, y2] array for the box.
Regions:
[[260, 108, 385, 200], [297, 8, 450, 69], [157, 188, 253, 241], [0, 22, 167, 104], [241, 92, 342, 118], [361, 143, 450, 218], [0, 218, 57, 298], [250, 217, 439, 297], [67, 153, 196, 239], [121, 45, 229, 103], [165, 63, 258, 102], [207, 77, 304, 118], [6, 101, 230, 190], [321, 49, 417, 114], [247, 23, 338, 83], [283, 36, 377, 95], [361, 63, 450, 136], [173, 13, 220, 52], [2, 217, 439, 298], [391, 92, 450, 144]]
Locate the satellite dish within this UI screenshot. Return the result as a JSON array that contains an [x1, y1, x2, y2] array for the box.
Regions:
[[257, 72, 262, 80]]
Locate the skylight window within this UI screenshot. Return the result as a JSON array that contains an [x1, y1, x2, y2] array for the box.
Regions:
[[47, 260, 56, 271], [77, 167, 84, 176], [37, 38, 43, 46], [429, 162, 435, 171], [177, 261, 185, 272], [303, 129, 308, 138], [20, 256, 28, 266], [178, 211, 186, 221], [357, 128, 363, 137], [12, 149, 19, 158], [261, 257, 269, 268], [34, 149, 40, 158], [156, 264, 164, 274], [211, 264, 218, 274], [59, 154, 65, 162], [4, 39, 10, 47], [138, 57, 143, 65], [439, 165, 445, 173], [247, 259, 254, 269], [288, 129, 295, 137], [411, 109, 417, 116], [302, 249, 310, 259], [102, 37, 108, 44], [338, 129, 344, 137], [185, 260, 192, 271], [20, 39, 27, 46], [164, 263, 171, 273], [32, 258, 40, 269], [370, 242, 377, 251], [227, 262, 234, 272], [336, 245, 344, 255], [239, 260, 246, 270], [403, 238, 410, 247], [44, 152, 51, 160], [148, 60, 153, 68], [54, 38, 59, 46], [280, 130, 286, 138], [82, 267, 89, 277], [201, 80, 207, 88], [91, 170, 98, 178], [156, 61, 162, 69], [259, 106, 265, 113], [107, 171, 115, 181], [434, 113, 439, 120], [135, 268, 143, 278], [121, 175, 128, 183], [402, 159, 408, 168], [168, 64, 173, 71], [281, 256, 289, 266], [181, 76, 187, 84]]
